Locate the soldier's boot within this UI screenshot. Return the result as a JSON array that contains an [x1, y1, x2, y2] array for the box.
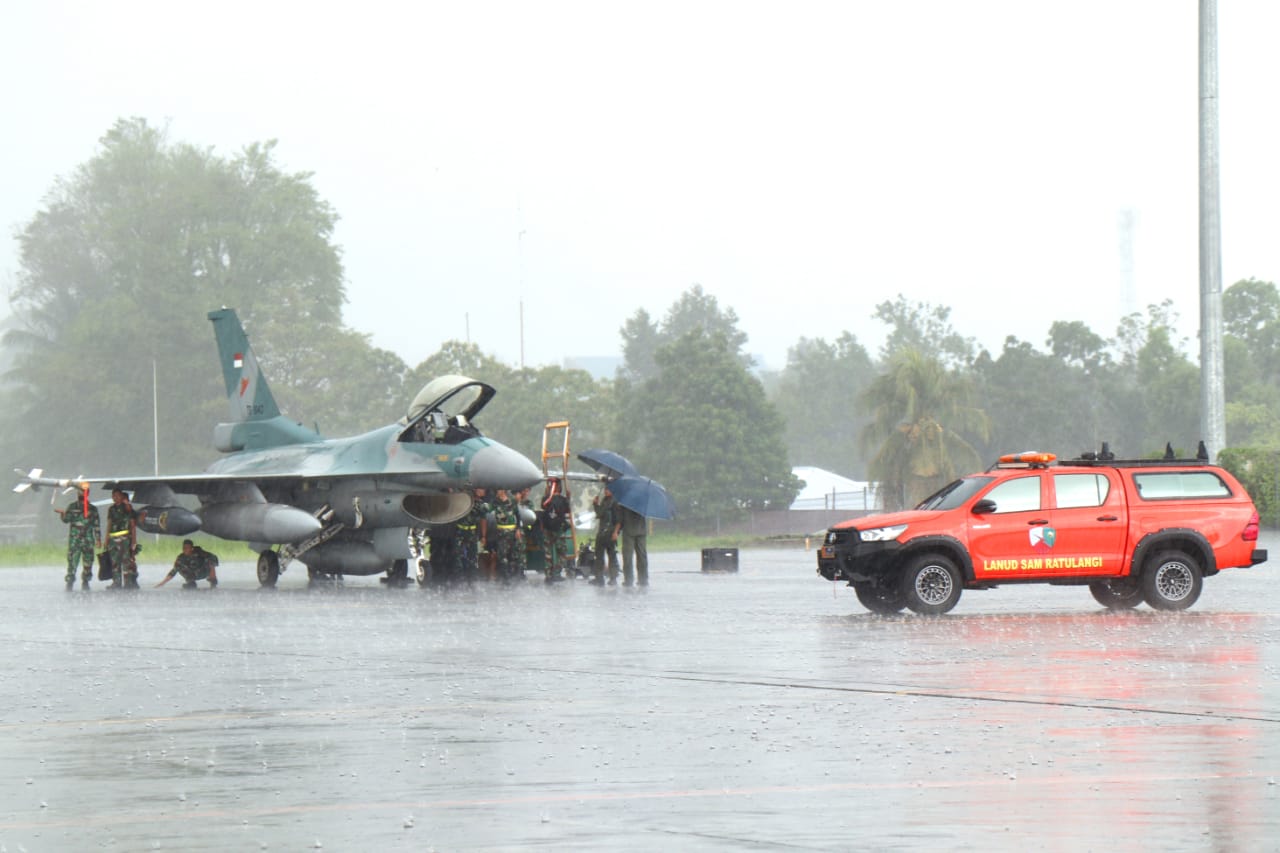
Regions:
[[124, 573, 139, 590]]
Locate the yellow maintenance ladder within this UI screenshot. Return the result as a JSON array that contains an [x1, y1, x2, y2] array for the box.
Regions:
[[540, 420, 578, 565]]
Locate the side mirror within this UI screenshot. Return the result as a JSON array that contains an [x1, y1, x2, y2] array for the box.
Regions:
[[971, 499, 996, 515]]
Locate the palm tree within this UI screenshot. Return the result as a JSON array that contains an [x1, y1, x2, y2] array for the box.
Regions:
[[860, 348, 990, 510]]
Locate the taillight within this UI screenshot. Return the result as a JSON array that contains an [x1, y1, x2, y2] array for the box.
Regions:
[[1243, 512, 1260, 542]]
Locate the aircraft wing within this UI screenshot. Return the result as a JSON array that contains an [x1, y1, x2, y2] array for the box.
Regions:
[[16, 467, 471, 504], [18, 468, 299, 498]]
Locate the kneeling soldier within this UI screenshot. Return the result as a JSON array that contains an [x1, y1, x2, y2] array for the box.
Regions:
[[156, 539, 220, 589]]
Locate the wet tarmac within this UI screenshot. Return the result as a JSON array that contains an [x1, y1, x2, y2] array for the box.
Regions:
[[1, 536, 1278, 851]]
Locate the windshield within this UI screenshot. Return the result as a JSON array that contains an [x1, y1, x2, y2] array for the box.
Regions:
[[915, 475, 994, 511]]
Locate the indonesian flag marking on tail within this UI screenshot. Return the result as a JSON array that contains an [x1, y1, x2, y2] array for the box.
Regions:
[[233, 353, 244, 368]]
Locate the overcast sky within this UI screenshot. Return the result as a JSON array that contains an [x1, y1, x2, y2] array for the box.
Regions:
[[3, 1, 1277, 372]]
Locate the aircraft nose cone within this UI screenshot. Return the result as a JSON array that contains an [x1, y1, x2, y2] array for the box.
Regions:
[[470, 442, 543, 490]]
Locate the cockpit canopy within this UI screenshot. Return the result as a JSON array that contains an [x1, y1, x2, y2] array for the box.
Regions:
[[400, 375, 496, 443], [405, 375, 495, 424]]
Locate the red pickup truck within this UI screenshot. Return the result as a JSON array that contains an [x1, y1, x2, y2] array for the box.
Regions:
[[817, 447, 1267, 614]]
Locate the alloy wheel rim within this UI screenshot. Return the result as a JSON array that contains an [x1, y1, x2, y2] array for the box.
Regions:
[[1156, 563, 1192, 600], [917, 566, 953, 604]]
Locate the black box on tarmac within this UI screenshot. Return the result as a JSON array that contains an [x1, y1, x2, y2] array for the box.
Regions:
[[701, 548, 739, 572]]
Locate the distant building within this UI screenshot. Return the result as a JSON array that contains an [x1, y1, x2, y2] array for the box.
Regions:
[[789, 466, 880, 511], [563, 356, 622, 381]]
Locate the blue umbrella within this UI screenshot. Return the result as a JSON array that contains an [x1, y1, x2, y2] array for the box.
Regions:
[[610, 475, 676, 520], [576, 448, 639, 481]]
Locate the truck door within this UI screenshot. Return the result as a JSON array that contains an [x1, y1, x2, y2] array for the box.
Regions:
[[968, 472, 1052, 579], [1047, 471, 1127, 576]]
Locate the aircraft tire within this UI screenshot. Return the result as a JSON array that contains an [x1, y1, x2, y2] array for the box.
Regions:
[[415, 558, 433, 586], [386, 559, 409, 586], [256, 550, 280, 588]]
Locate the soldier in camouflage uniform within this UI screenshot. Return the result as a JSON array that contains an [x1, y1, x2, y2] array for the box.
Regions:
[[156, 539, 220, 589], [105, 489, 139, 589], [591, 484, 621, 585], [514, 487, 534, 575], [454, 487, 489, 582], [539, 478, 573, 582], [56, 483, 101, 590], [490, 489, 523, 582]]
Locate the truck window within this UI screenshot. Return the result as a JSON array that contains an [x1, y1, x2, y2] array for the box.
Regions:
[[1132, 471, 1231, 500], [1054, 473, 1111, 508], [982, 476, 1041, 514]]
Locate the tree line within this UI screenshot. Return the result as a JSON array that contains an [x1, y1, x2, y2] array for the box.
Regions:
[[5, 118, 1279, 531]]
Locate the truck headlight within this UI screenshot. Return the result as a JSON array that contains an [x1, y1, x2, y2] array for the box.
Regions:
[[858, 524, 907, 542]]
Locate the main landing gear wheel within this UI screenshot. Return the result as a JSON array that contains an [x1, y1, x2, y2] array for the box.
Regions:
[[415, 558, 432, 586], [901, 553, 962, 615], [1089, 578, 1144, 610], [853, 582, 906, 615], [1142, 550, 1203, 611], [384, 559, 409, 586], [256, 550, 280, 588]]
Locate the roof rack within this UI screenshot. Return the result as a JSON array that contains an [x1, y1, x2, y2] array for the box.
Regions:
[[1064, 441, 1212, 469]]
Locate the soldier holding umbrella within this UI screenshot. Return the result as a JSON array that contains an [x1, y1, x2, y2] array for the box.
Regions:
[[608, 475, 675, 588]]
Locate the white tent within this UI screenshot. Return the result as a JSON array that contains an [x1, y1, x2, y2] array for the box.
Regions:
[[789, 466, 879, 511]]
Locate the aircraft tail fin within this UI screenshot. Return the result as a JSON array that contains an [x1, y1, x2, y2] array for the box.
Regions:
[[208, 308, 282, 423], [207, 308, 319, 452]]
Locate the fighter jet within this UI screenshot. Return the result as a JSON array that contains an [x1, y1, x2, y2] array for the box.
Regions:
[[14, 308, 543, 586]]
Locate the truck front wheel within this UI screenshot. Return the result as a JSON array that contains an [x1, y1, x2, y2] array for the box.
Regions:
[[901, 553, 962, 615]]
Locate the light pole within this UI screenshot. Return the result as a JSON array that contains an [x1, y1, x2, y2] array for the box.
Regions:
[[1199, 0, 1226, 458]]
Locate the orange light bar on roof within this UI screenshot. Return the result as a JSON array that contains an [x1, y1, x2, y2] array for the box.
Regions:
[[999, 451, 1057, 465]]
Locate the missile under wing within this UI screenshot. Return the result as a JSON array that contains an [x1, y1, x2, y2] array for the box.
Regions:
[[14, 308, 543, 586]]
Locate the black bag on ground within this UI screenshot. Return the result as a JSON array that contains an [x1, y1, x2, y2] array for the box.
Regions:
[[97, 551, 113, 581]]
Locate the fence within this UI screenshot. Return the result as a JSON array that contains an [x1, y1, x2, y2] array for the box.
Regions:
[[788, 487, 880, 512], [702, 508, 876, 539], [0, 514, 40, 543]]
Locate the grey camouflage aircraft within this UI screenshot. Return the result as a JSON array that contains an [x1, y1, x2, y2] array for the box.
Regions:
[[15, 308, 543, 586]]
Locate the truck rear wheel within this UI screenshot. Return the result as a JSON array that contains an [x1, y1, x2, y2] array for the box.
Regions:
[[901, 553, 962, 615], [1142, 550, 1202, 611], [854, 583, 906, 614], [1089, 578, 1143, 610]]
